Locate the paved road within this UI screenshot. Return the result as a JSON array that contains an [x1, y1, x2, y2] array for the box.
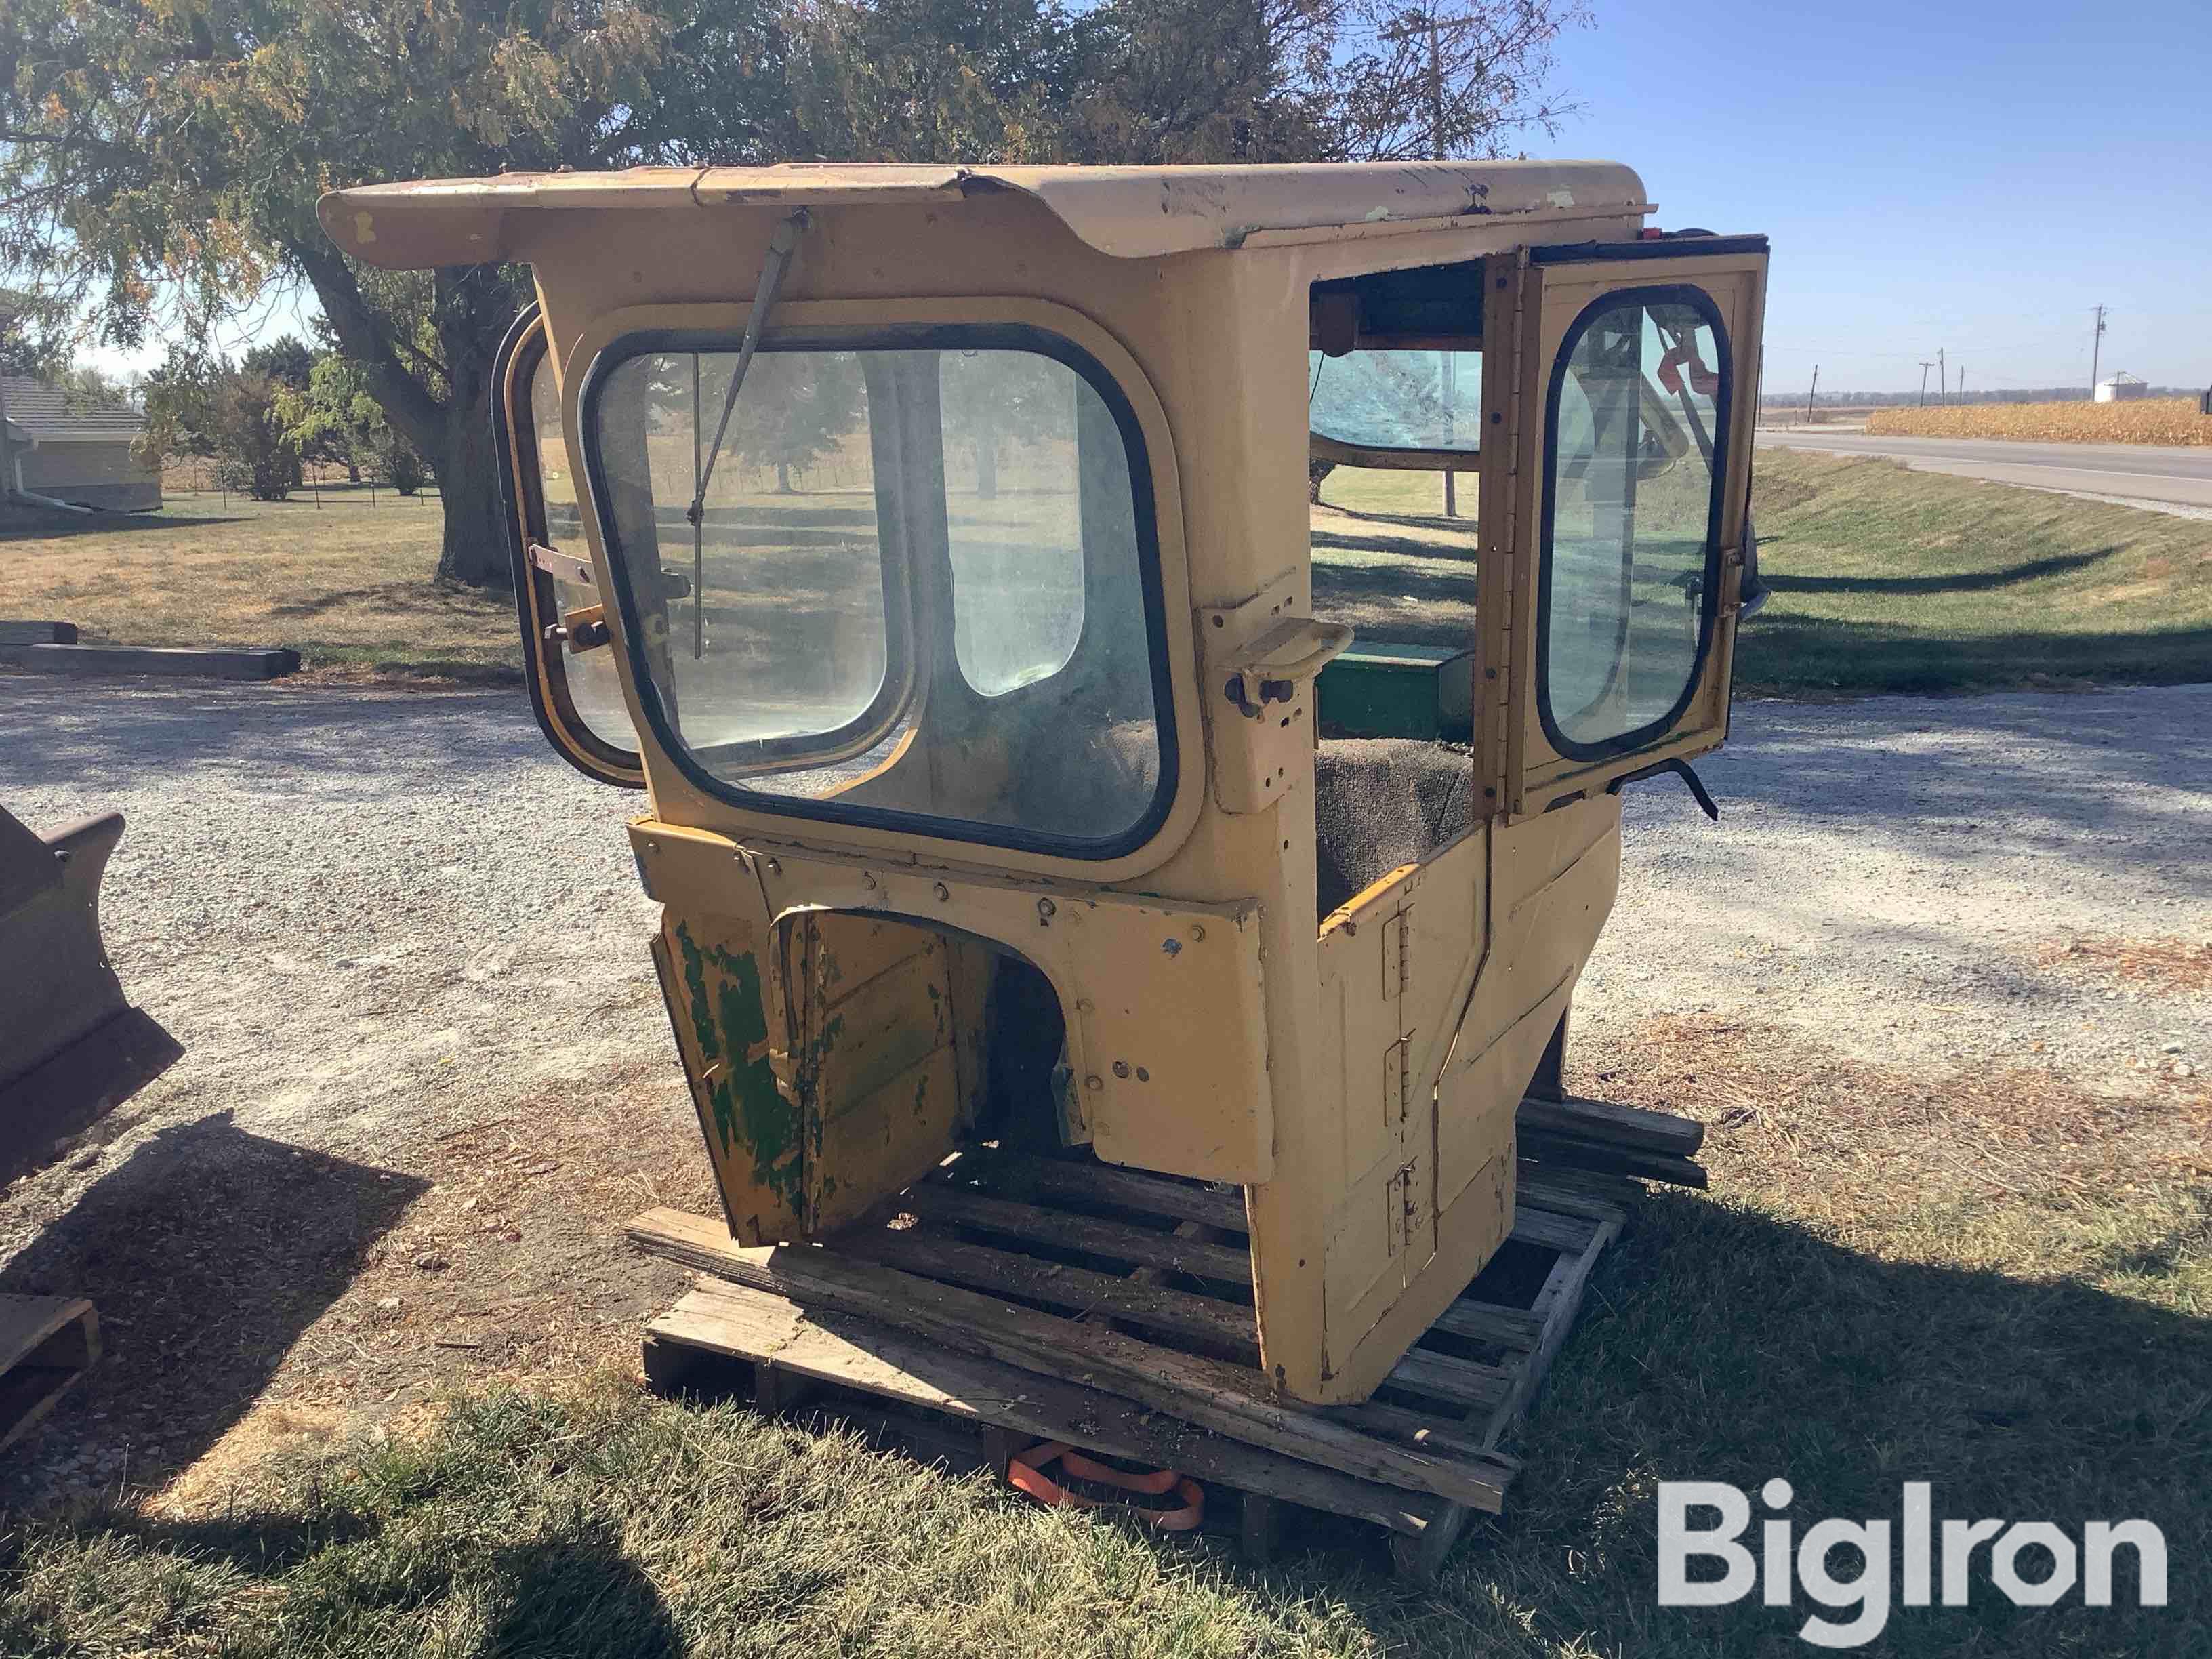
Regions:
[[1755, 428, 2212, 514]]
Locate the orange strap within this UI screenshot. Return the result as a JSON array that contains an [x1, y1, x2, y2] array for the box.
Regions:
[[1006, 1440, 1205, 1532]]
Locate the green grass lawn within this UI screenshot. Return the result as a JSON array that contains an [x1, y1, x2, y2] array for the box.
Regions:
[[1319, 451, 2212, 695]]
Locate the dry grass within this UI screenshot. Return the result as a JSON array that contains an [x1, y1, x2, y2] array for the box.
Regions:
[[1868, 397, 2212, 447], [1591, 1013, 2212, 1228], [0, 487, 517, 678], [2038, 935, 2212, 998]]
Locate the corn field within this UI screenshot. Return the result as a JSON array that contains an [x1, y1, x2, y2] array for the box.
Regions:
[[1867, 396, 2212, 446]]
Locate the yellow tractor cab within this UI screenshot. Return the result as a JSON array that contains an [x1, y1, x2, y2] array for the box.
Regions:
[[322, 162, 1766, 1405]]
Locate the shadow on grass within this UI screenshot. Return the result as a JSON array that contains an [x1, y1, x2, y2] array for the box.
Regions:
[[1328, 1191, 2211, 1655], [0, 509, 251, 540], [1763, 546, 2120, 597], [0, 1504, 680, 1658], [1737, 614, 2212, 695], [0, 1113, 427, 1491]]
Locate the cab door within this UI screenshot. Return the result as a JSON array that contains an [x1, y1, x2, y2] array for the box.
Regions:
[[492, 305, 644, 786], [1481, 240, 1767, 817]]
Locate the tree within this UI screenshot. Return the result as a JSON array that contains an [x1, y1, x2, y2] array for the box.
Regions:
[[142, 350, 304, 501], [1, 0, 803, 587], [279, 354, 428, 492], [2, 0, 1588, 579], [726, 352, 865, 493]]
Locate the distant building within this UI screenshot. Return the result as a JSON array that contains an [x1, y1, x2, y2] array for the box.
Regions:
[[2094, 371, 2148, 403], [0, 375, 161, 511]]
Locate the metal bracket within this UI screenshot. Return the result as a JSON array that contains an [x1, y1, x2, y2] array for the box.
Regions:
[[1199, 573, 1349, 815]]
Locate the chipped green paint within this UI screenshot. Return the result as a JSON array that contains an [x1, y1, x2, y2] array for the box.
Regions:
[[674, 921, 802, 1215]]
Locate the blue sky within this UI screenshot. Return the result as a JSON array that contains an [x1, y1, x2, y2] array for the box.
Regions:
[[1556, 0, 2212, 394], [85, 0, 2211, 395]]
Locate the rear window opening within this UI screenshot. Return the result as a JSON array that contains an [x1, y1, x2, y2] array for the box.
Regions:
[[581, 325, 1177, 861]]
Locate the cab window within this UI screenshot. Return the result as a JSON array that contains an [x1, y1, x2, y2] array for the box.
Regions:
[[1538, 287, 1728, 757], [583, 326, 1172, 858]]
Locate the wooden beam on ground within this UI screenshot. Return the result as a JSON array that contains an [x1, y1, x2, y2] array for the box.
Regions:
[[1521, 1130, 1708, 1189], [1518, 1092, 1704, 1156], [0, 621, 76, 644], [0, 643, 300, 680], [628, 1207, 1510, 1511]]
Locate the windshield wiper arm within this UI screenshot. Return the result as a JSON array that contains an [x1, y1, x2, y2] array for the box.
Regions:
[[687, 208, 810, 528]]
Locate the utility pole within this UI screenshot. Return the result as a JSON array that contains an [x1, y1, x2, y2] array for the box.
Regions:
[[1957, 365, 1965, 402], [1937, 348, 1946, 406], [2089, 304, 2106, 394], [1918, 361, 1933, 406], [1805, 364, 1819, 426]]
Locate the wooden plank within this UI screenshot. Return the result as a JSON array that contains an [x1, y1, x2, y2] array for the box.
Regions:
[[1329, 1397, 1519, 1473], [0, 643, 300, 680], [900, 1184, 1254, 1284], [1514, 1167, 1631, 1226], [947, 1151, 1248, 1234], [1515, 1160, 1642, 1214], [1384, 1347, 1514, 1411], [1507, 1204, 1599, 1255], [1521, 1130, 1708, 1189], [651, 1278, 1456, 1534], [835, 1225, 1257, 1355], [1518, 1092, 1704, 1156], [628, 1208, 1509, 1510], [1429, 1299, 1544, 1351], [0, 621, 77, 644], [1475, 1218, 1621, 1451]]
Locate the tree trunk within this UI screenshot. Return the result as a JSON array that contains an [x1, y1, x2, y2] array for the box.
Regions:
[[776, 460, 792, 493], [436, 415, 508, 588], [975, 434, 998, 500], [435, 380, 510, 589]]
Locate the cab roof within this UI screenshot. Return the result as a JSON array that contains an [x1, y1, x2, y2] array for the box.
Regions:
[[319, 160, 1650, 270]]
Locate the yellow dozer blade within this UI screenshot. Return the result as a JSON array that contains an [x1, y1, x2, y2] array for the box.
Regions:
[[0, 806, 180, 1183]]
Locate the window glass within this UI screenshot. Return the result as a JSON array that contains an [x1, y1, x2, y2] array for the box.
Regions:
[[1307, 352, 1479, 659], [940, 350, 1086, 694], [1309, 349, 1481, 454], [528, 354, 636, 752], [1542, 292, 1725, 754], [588, 333, 1166, 854]]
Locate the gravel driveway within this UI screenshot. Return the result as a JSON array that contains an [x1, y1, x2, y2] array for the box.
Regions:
[[2, 676, 2207, 1497]]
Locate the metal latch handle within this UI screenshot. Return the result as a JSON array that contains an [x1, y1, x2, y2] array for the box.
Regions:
[[1220, 616, 1354, 719]]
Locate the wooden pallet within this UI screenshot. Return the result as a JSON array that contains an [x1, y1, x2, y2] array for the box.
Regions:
[[0, 1294, 99, 1453], [631, 1118, 1679, 1576]]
